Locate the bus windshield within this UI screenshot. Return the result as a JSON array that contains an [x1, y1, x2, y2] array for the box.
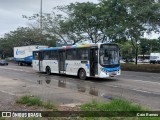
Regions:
[[100, 44, 119, 66]]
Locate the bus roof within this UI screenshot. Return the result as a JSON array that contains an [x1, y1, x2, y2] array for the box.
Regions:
[[33, 43, 117, 52], [34, 44, 98, 51]]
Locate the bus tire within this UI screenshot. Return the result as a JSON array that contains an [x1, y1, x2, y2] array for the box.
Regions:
[[20, 62, 23, 66], [79, 69, 86, 80], [46, 66, 51, 75]]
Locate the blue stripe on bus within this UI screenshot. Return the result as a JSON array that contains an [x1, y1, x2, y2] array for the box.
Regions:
[[102, 66, 120, 72], [85, 63, 90, 69]]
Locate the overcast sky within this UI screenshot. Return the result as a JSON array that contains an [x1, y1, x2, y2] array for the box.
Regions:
[[0, 0, 98, 37], [0, 0, 159, 39]]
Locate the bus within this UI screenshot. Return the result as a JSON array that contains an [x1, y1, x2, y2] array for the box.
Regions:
[[32, 43, 121, 79], [150, 53, 160, 64], [137, 55, 150, 63]]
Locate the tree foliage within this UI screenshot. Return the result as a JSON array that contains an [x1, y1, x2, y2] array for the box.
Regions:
[[0, 0, 160, 60], [0, 27, 56, 58]]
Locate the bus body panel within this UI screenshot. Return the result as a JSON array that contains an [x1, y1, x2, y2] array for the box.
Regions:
[[32, 60, 45, 72], [50, 60, 59, 73], [32, 59, 60, 73], [41, 60, 49, 72], [32, 60, 39, 71], [65, 60, 90, 76]]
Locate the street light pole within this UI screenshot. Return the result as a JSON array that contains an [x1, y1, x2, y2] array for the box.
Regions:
[[40, 0, 43, 44]]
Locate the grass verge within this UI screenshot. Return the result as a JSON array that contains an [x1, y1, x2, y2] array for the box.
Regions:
[[80, 99, 159, 120], [81, 99, 144, 111], [15, 96, 159, 120], [16, 95, 57, 110]]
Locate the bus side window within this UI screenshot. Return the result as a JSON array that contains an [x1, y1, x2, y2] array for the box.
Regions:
[[77, 49, 88, 60], [44, 51, 49, 60], [66, 50, 72, 60], [77, 49, 81, 59], [54, 51, 58, 60], [66, 49, 76, 60], [72, 49, 76, 59], [81, 49, 88, 60], [50, 51, 58, 60]]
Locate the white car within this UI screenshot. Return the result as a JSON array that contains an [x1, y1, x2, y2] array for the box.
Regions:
[[0, 59, 9, 66], [143, 59, 149, 63], [120, 60, 125, 63]]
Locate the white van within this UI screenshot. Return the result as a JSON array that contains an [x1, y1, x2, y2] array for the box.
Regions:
[[149, 53, 160, 64]]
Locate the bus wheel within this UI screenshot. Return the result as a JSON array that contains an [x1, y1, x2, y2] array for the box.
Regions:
[[20, 62, 23, 66], [79, 69, 86, 80], [46, 67, 51, 75]]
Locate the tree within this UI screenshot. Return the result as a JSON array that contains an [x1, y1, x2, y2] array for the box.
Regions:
[[24, 2, 110, 44], [63, 2, 108, 43], [0, 27, 53, 57], [43, 2, 107, 44], [124, 0, 160, 64], [23, 0, 160, 56], [139, 38, 160, 61], [100, 0, 160, 64], [23, 13, 57, 45], [149, 39, 160, 52], [139, 39, 151, 57], [117, 41, 135, 61]]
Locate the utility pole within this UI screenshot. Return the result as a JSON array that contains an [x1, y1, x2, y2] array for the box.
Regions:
[[40, 0, 43, 44]]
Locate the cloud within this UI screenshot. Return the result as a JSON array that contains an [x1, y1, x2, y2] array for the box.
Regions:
[[0, 0, 98, 36]]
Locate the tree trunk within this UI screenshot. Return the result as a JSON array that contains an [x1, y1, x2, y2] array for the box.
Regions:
[[135, 47, 138, 65]]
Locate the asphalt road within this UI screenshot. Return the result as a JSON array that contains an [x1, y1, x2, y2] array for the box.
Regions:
[[0, 63, 160, 110]]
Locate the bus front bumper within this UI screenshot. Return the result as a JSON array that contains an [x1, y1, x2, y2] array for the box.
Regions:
[[99, 70, 121, 78]]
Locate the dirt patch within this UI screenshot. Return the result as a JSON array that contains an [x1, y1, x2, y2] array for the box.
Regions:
[[0, 91, 80, 111], [59, 103, 81, 111]]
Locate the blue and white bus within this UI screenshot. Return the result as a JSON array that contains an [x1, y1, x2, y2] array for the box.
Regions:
[[32, 43, 121, 79]]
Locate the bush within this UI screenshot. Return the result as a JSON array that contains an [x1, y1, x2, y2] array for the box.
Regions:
[[121, 64, 160, 73]]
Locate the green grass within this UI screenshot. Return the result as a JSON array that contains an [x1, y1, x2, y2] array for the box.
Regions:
[[15, 97, 159, 120], [43, 100, 56, 109], [80, 99, 159, 120], [16, 96, 43, 106], [16, 96, 57, 110], [81, 99, 144, 111]]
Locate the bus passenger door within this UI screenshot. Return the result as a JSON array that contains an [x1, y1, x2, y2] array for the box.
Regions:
[[59, 51, 66, 74], [90, 48, 98, 76], [39, 51, 43, 72]]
